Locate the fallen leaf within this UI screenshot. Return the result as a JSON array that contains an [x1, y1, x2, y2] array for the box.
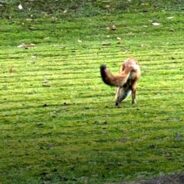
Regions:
[[26, 18, 32, 22], [116, 37, 121, 41], [31, 55, 37, 59], [9, 66, 16, 73], [63, 9, 68, 14], [143, 25, 148, 28], [175, 133, 182, 141], [105, 5, 110, 9], [42, 104, 48, 107], [102, 42, 111, 46], [167, 16, 174, 20], [51, 17, 58, 22], [17, 43, 35, 49], [107, 24, 117, 31], [42, 79, 51, 87], [152, 22, 160, 26], [111, 24, 117, 31], [116, 37, 122, 44], [127, 32, 134, 36], [78, 39, 82, 43], [106, 26, 110, 31], [18, 4, 23, 10], [44, 37, 50, 41]]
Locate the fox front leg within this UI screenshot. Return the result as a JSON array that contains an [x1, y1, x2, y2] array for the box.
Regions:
[[131, 89, 136, 104], [131, 84, 137, 104]]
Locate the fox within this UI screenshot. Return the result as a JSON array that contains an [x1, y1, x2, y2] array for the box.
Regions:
[[100, 58, 141, 107]]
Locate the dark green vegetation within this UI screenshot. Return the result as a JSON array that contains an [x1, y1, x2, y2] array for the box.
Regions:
[[0, 1, 184, 183], [0, 0, 183, 18]]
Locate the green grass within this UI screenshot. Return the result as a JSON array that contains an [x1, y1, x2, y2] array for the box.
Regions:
[[0, 10, 184, 184]]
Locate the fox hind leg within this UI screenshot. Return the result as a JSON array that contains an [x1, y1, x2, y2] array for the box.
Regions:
[[131, 89, 136, 104], [131, 82, 137, 104]]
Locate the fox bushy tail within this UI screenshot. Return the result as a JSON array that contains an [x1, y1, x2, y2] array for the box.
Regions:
[[100, 64, 130, 87]]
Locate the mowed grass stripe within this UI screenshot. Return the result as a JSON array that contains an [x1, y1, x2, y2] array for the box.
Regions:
[[0, 40, 184, 58], [0, 47, 183, 65], [0, 67, 183, 85], [0, 92, 183, 113], [0, 61, 183, 76], [0, 54, 183, 73]]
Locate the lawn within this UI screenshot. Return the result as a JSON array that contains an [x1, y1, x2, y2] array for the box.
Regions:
[[0, 8, 184, 184]]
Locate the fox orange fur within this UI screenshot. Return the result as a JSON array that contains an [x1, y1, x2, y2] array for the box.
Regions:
[[100, 58, 141, 107]]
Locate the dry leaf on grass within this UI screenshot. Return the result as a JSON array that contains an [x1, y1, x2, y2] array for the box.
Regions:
[[106, 24, 117, 31], [152, 22, 161, 26], [17, 43, 36, 49], [167, 16, 174, 20], [18, 4, 23, 10], [78, 39, 82, 43], [42, 79, 51, 87]]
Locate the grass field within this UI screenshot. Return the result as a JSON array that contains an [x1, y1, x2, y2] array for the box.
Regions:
[[0, 9, 184, 184]]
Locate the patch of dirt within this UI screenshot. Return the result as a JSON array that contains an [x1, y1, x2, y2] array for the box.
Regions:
[[122, 173, 184, 184]]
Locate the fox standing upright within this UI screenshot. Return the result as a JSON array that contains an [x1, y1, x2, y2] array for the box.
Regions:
[[100, 58, 141, 107]]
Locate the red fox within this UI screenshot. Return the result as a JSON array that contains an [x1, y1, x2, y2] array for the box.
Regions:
[[100, 58, 141, 107]]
